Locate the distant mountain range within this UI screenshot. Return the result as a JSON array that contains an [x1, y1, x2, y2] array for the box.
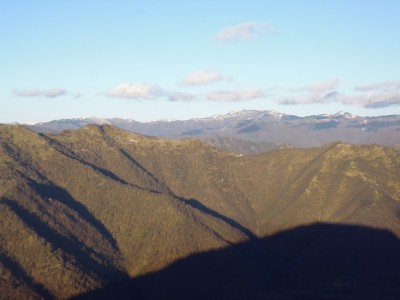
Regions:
[[25, 110, 400, 154], [1, 124, 400, 298]]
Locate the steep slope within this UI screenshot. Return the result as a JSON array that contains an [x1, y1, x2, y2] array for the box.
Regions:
[[0, 126, 127, 298], [84, 125, 400, 237], [230, 143, 400, 235], [1, 124, 400, 298], [0, 125, 247, 298], [56, 125, 260, 237]]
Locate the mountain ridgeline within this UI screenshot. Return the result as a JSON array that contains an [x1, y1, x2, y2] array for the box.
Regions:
[[1, 124, 400, 299], [26, 110, 400, 154]]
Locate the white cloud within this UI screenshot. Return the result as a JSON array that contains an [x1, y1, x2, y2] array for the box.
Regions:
[[106, 79, 400, 108], [348, 81, 400, 108], [278, 79, 340, 105], [343, 91, 400, 108], [182, 69, 222, 86], [279, 90, 400, 109], [215, 21, 269, 42], [106, 83, 196, 101], [207, 89, 265, 102], [275, 79, 400, 108], [14, 88, 67, 98], [354, 81, 400, 91], [106, 83, 162, 99]]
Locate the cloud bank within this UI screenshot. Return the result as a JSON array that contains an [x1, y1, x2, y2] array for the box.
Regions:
[[107, 83, 265, 103], [279, 79, 340, 105], [278, 79, 400, 108], [343, 91, 400, 108], [349, 81, 400, 108], [106, 83, 196, 102], [107, 78, 400, 108]]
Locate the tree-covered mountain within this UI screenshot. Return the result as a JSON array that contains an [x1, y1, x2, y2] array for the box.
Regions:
[[26, 110, 400, 153], [1, 124, 400, 299]]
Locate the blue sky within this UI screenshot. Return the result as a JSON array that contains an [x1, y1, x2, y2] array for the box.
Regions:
[[1, 0, 400, 123]]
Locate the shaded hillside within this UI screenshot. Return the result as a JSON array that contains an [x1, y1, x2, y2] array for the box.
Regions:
[[0, 125, 247, 299], [82, 125, 400, 237], [75, 223, 400, 300], [1, 124, 400, 298], [228, 143, 400, 235]]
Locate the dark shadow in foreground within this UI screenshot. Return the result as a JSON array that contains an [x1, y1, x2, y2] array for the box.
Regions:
[[73, 223, 400, 300]]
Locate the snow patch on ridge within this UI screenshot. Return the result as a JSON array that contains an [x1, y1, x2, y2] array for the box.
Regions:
[[204, 109, 285, 121]]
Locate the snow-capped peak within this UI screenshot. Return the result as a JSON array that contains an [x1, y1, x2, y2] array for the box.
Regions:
[[207, 109, 285, 121], [333, 111, 358, 119]]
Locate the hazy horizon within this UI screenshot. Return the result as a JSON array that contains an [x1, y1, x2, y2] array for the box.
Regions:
[[3, 108, 400, 126]]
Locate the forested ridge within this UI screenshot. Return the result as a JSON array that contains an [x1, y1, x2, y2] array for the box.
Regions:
[[1, 124, 400, 299]]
